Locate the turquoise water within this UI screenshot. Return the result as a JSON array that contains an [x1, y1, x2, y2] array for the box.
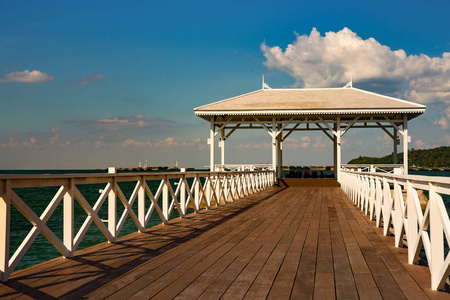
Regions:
[[1, 169, 449, 272]]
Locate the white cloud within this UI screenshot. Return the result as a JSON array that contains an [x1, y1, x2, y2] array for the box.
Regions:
[[313, 136, 329, 148], [94, 141, 108, 148], [261, 27, 450, 104], [285, 136, 311, 149], [433, 106, 450, 129], [154, 137, 206, 149], [376, 133, 392, 145], [438, 135, 450, 145], [434, 116, 448, 129], [0, 70, 54, 83], [179, 137, 206, 151], [153, 137, 178, 148], [235, 143, 270, 150], [123, 96, 146, 102], [122, 139, 153, 147], [65, 115, 173, 130], [74, 73, 106, 85], [0, 138, 19, 148], [0, 137, 37, 148], [50, 134, 59, 145], [23, 138, 37, 146], [91, 137, 205, 151], [414, 139, 427, 149]]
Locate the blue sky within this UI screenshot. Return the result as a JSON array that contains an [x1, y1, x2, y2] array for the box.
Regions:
[[1, 0, 449, 169]]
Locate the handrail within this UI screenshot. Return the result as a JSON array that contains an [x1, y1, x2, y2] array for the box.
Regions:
[[341, 164, 404, 173], [339, 169, 450, 290], [0, 170, 275, 281]]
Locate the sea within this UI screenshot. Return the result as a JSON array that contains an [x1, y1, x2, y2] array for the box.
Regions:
[[1, 169, 449, 272]]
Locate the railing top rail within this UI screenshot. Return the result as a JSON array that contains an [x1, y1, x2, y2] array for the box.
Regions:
[[342, 164, 404, 168], [0, 170, 275, 189], [0, 170, 273, 181], [341, 169, 450, 185]]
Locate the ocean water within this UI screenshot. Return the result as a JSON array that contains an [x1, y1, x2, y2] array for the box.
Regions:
[[1, 169, 449, 273]]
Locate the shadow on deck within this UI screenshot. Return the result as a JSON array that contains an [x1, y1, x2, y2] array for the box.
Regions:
[[278, 178, 340, 187], [0, 185, 448, 299]]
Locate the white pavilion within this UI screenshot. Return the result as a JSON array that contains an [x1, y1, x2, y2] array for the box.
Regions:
[[194, 86, 426, 180]]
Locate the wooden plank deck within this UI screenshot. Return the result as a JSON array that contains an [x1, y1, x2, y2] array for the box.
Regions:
[[0, 185, 449, 299]]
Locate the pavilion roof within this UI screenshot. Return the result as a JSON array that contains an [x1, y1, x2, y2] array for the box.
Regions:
[[194, 87, 426, 120]]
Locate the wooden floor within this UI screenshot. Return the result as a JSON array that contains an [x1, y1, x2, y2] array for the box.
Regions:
[[1, 185, 449, 299]]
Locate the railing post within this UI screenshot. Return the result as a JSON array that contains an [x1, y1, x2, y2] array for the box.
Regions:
[[215, 174, 220, 206], [138, 176, 145, 231], [163, 176, 169, 222], [63, 178, 74, 257], [180, 171, 186, 215], [231, 173, 236, 199], [406, 180, 419, 264], [246, 173, 250, 195], [195, 175, 200, 211], [393, 179, 404, 247], [263, 172, 266, 188], [245, 173, 250, 195], [242, 173, 247, 196], [206, 174, 211, 205], [251, 173, 254, 192], [0, 180, 10, 282], [369, 177, 375, 218], [364, 176, 369, 213], [222, 174, 228, 203], [429, 182, 444, 290], [108, 168, 117, 243], [237, 174, 241, 198], [375, 178, 383, 228], [382, 178, 393, 236], [257, 173, 261, 191]]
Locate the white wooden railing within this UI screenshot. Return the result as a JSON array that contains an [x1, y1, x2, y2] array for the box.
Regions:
[[341, 164, 404, 173], [339, 170, 450, 290], [0, 169, 275, 281]]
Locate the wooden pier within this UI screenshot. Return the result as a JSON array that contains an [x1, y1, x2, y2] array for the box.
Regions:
[[0, 183, 448, 299]]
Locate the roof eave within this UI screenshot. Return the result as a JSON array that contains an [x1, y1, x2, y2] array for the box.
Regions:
[[194, 108, 426, 116]]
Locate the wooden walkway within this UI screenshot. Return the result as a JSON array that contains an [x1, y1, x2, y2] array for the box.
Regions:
[[0, 185, 449, 299]]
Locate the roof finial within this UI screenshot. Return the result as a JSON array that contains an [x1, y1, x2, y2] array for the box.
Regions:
[[262, 74, 271, 90], [343, 73, 353, 88]]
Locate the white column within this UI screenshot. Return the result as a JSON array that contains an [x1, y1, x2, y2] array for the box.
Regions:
[[393, 128, 398, 164], [277, 124, 282, 179], [336, 117, 341, 181], [220, 129, 225, 167], [272, 118, 277, 176], [403, 114, 408, 175], [333, 134, 337, 177], [210, 117, 215, 172]]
